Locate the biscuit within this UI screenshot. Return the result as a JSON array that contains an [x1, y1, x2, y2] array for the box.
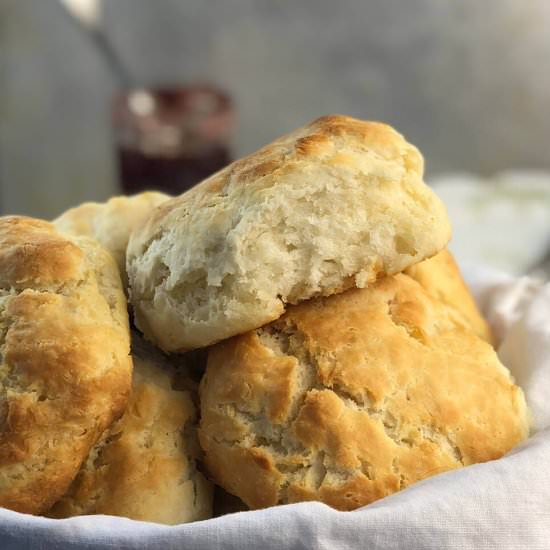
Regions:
[[199, 273, 528, 511], [127, 115, 451, 352], [0, 217, 132, 514], [54, 192, 170, 285], [405, 249, 492, 342], [49, 333, 213, 525]]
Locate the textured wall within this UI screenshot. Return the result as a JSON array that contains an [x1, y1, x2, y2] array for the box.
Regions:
[[2, 0, 550, 218]]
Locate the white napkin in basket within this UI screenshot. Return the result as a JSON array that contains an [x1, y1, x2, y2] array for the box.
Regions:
[[1, 267, 549, 550]]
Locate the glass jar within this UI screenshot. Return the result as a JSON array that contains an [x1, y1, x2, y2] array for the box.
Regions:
[[113, 84, 234, 195]]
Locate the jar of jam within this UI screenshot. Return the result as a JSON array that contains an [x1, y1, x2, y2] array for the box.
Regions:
[[113, 84, 234, 195]]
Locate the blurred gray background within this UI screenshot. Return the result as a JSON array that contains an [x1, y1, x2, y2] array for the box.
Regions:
[[1, 0, 550, 219]]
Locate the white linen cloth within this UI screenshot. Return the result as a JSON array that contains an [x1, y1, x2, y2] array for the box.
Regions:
[[1, 267, 550, 549]]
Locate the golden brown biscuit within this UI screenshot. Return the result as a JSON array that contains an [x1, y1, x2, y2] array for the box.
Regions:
[[405, 249, 492, 342], [199, 273, 528, 511], [53, 192, 170, 286], [0, 217, 132, 514], [127, 115, 451, 352], [49, 334, 213, 524]]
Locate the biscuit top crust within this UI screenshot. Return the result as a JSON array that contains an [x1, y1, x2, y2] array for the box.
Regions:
[[0, 216, 85, 287], [136, 116, 425, 233]]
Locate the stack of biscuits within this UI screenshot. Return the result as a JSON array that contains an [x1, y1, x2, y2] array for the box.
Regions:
[[0, 116, 529, 523]]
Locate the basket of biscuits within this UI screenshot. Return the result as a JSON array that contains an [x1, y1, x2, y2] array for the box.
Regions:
[[1, 116, 548, 549]]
